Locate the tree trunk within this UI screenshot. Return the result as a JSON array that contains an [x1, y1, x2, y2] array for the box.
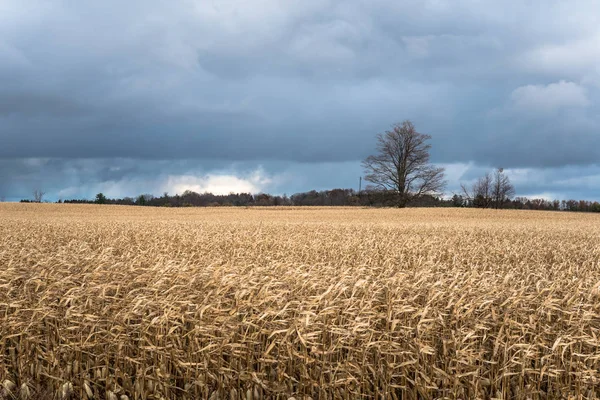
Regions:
[[397, 194, 409, 208]]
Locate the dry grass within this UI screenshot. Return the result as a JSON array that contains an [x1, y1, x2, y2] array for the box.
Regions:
[[1, 203, 600, 399]]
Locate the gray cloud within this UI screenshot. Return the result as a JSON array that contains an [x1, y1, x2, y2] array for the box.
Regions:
[[1, 0, 600, 199]]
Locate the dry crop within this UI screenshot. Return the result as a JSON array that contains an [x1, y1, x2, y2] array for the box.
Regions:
[[1, 203, 600, 399]]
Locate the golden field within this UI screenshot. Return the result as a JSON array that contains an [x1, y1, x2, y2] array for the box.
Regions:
[[1, 203, 600, 400]]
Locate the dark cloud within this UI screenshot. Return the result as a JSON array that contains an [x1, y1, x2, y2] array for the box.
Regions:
[[0, 93, 88, 116], [0, 0, 599, 199]]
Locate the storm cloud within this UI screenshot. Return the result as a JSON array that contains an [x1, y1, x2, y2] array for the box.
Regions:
[[1, 0, 599, 200]]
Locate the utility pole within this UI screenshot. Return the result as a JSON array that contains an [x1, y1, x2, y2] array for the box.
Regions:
[[359, 177, 362, 193]]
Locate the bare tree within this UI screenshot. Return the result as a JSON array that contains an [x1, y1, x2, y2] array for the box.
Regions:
[[461, 168, 515, 209], [461, 172, 493, 208], [362, 120, 446, 207], [32, 189, 46, 203], [474, 173, 493, 208], [492, 168, 515, 209]]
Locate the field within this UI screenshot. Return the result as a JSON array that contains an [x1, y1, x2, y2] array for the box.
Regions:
[[1, 204, 600, 399]]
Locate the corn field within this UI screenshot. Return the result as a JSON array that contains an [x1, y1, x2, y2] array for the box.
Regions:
[[1, 203, 600, 400]]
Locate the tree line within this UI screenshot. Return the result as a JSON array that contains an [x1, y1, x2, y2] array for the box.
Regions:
[[16, 190, 599, 212]]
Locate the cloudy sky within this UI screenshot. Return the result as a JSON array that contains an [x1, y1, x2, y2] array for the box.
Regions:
[[1, 0, 599, 201]]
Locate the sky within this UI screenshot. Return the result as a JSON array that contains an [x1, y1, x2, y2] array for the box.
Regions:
[[1, 0, 599, 201]]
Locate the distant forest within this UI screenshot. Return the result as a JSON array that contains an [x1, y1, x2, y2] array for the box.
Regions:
[[20, 189, 600, 213]]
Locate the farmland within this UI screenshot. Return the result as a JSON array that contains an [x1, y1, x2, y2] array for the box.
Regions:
[[1, 204, 600, 399]]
